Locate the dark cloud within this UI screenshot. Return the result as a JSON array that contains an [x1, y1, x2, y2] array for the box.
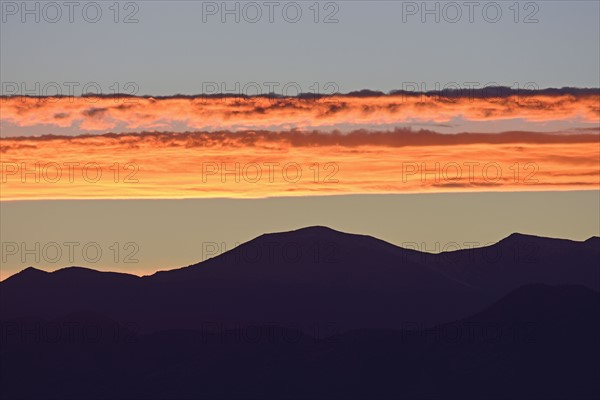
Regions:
[[3, 128, 597, 149], [82, 107, 108, 118], [3, 87, 597, 102]]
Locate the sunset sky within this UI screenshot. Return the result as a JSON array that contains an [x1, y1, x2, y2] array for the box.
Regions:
[[1, 91, 598, 200], [1, 1, 598, 279]]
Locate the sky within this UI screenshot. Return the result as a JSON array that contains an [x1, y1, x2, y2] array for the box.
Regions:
[[1, 191, 599, 280], [1, 1, 599, 96], [0, 1, 599, 279], [1, 128, 598, 200]]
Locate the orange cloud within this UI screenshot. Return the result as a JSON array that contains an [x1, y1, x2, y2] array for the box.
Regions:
[[1, 90, 598, 133], [1, 129, 598, 200]]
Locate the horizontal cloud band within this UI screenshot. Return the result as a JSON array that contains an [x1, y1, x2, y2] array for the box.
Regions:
[[1, 88, 598, 133], [1, 129, 598, 200]]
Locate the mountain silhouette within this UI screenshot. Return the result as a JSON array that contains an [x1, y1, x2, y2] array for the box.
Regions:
[[1, 227, 599, 399], [1, 226, 598, 334], [1, 284, 597, 399]]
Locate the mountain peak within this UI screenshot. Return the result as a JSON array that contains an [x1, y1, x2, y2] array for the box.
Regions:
[[499, 232, 579, 245], [21, 266, 48, 275], [2, 266, 49, 284], [267, 225, 343, 235], [499, 232, 597, 247], [504, 232, 539, 240], [54, 266, 101, 274], [256, 225, 355, 242]]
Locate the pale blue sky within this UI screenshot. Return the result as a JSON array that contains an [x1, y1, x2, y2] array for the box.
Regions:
[[2, 1, 599, 96]]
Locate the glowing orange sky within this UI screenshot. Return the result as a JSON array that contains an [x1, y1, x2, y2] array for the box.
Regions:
[[1, 92, 598, 200], [1, 130, 598, 200]]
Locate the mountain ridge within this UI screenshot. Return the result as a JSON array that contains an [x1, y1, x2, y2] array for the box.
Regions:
[[4, 226, 598, 282], [1, 283, 598, 400]]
